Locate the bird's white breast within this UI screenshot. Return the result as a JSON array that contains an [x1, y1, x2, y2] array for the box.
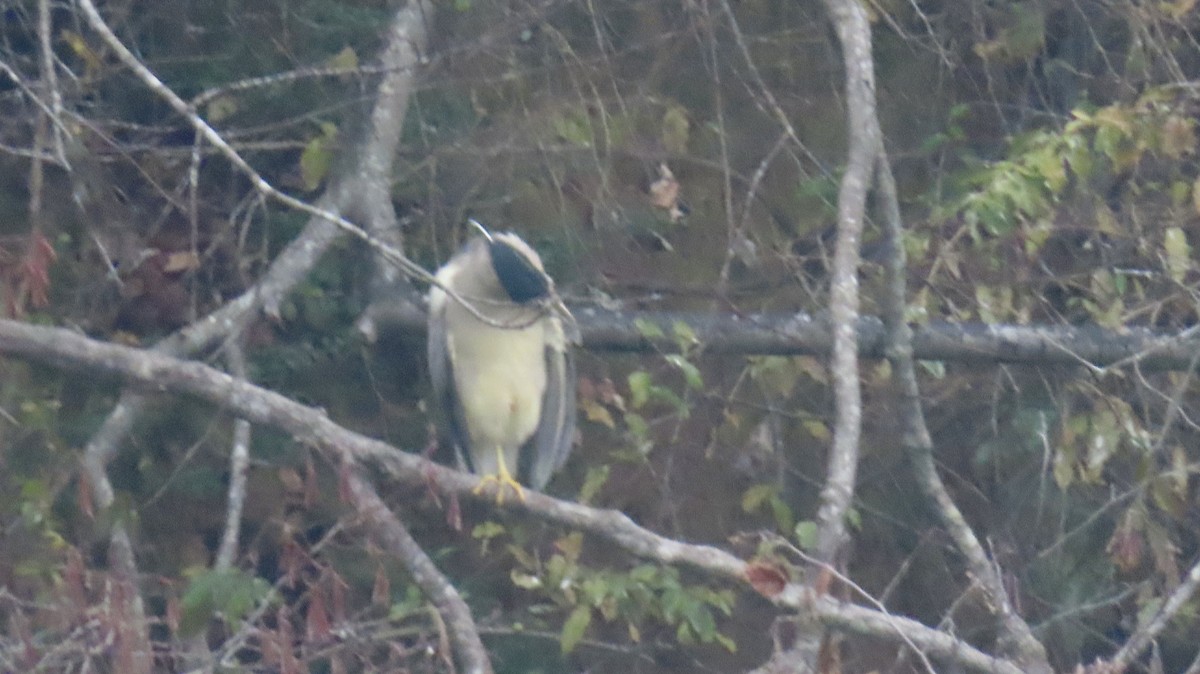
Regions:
[[441, 293, 550, 473]]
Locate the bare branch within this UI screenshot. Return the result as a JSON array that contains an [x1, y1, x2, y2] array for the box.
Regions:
[[77, 0, 434, 513], [344, 471, 493, 674], [876, 148, 1051, 673], [814, 0, 878, 564], [570, 307, 1200, 372], [59, 6, 433, 667], [73, 0, 438, 293], [1109, 555, 1200, 672], [108, 527, 152, 674], [0, 318, 1032, 674], [215, 342, 251, 572]]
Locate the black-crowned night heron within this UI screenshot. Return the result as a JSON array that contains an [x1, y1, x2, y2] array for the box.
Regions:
[[427, 221, 577, 501]]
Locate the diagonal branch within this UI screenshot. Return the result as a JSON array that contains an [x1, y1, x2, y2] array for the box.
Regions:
[[1108, 554, 1200, 672], [876, 147, 1051, 673], [344, 471, 493, 674], [871, 70, 1055, 674], [76, 0, 433, 512], [67, 3, 433, 670], [0, 317, 1029, 674]]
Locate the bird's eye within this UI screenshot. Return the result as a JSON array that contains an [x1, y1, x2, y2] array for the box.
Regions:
[[489, 241, 550, 303]]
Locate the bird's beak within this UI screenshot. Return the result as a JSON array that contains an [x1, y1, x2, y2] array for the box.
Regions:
[[552, 296, 580, 344]]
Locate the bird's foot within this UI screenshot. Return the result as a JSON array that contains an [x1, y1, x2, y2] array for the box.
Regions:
[[472, 448, 526, 504]]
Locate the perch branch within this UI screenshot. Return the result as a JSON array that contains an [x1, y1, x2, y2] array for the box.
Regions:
[[0, 318, 1028, 674]]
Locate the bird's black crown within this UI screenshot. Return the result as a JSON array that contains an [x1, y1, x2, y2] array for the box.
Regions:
[[488, 239, 551, 303]]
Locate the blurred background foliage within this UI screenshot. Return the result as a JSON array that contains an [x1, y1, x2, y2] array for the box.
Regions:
[[2, 0, 1200, 671]]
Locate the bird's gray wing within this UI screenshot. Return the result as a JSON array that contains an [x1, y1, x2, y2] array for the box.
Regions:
[[427, 290, 475, 473], [524, 323, 577, 490]]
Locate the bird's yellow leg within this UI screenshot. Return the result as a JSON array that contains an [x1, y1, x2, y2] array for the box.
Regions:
[[472, 446, 526, 504]]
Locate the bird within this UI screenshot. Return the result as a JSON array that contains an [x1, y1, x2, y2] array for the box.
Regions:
[[427, 221, 577, 502]]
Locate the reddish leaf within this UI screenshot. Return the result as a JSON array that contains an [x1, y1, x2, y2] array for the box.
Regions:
[[330, 573, 348, 623], [649, 163, 680, 209], [11, 611, 39, 666], [421, 426, 444, 509], [278, 467, 304, 494], [813, 566, 834, 597], [280, 539, 304, 589], [745, 561, 788, 598], [1107, 526, 1143, 574], [306, 592, 331, 642], [161, 250, 200, 274], [577, 376, 596, 403], [22, 233, 57, 309], [166, 593, 181, 636], [260, 622, 281, 667], [372, 564, 391, 607], [278, 606, 301, 674], [597, 377, 625, 411], [77, 470, 95, 520], [64, 547, 88, 613]]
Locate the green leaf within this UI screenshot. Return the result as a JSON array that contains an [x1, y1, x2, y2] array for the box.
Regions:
[[629, 564, 658, 583], [769, 496, 795, 534], [715, 632, 738, 652], [628, 371, 653, 409], [551, 110, 594, 147], [205, 95, 238, 122], [664, 355, 703, 390], [919, 360, 946, 378], [179, 569, 271, 637], [661, 105, 690, 155], [299, 122, 338, 191], [846, 507, 862, 531], [675, 620, 695, 644], [561, 605, 592, 654], [684, 601, 716, 640], [794, 520, 818, 550], [510, 570, 543, 590], [471, 520, 505, 540], [328, 46, 358, 70], [671, 321, 699, 353], [649, 384, 689, 416], [624, 411, 649, 442], [634, 318, 665, 340], [471, 520, 505, 554], [1164, 226, 1191, 284], [578, 465, 610, 505], [741, 484, 775, 513]]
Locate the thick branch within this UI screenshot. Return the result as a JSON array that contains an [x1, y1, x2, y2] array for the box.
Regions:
[[810, 596, 1023, 674], [0, 318, 1026, 674], [379, 303, 1200, 371]]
